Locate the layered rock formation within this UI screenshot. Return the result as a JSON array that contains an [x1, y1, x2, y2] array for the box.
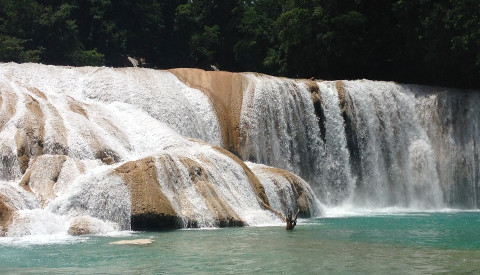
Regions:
[[0, 63, 320, 235], [2, 62, 478, 237], [170, 68, 246, 155]]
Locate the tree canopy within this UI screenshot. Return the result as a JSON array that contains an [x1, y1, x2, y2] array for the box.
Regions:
[[1, 0, 479, 89]]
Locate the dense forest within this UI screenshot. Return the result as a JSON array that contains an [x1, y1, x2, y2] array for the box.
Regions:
[[0, 0, 479, 89]]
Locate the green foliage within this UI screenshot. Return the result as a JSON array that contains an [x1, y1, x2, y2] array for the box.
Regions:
[[0, 0, 478, 88], [445, 0, 480, 71], [71, 49, 104, 66], [191, 25, 221, 66], [0, 34, 42, 62]]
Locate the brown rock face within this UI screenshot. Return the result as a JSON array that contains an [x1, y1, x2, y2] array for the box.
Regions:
[[0, 196, 14, 236], [21, 155, 67, 206], [115, 157, 180, 230], [170, 69, 246, 155], [212, 146, 270, 207], [335, 81, 347, 112], [114, 152, 250, 230], [250, 165, 318, 218], [178, 156, 244, 227], [68, 217, 94, 236]]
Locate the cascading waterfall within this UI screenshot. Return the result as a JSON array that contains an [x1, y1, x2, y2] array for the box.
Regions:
[[1, 62, 479, 240], [414, 86, 480, 208], [154, 146, 281, 228], [239, 77, 457, 209], [239, 73, 324, 190], [341, 80, 444, 208], [316, 82, 355, 204], [238, 75, 356, 206], [0, 63, 296, 238], [49, 166, 132, 231]]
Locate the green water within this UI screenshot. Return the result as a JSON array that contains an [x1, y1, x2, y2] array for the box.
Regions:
[[1, 212, 480, 274]]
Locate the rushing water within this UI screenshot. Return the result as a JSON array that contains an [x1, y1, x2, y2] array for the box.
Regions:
[[1, 62, 480, 269], [1, 211, 479, 274]]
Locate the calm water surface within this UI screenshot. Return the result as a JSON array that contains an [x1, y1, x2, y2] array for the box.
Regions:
[[1, 212, 480, 274]]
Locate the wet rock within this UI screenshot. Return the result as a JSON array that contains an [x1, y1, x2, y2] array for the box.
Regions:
[[0, 197, 14, 236], [68, 217, 94, 236]]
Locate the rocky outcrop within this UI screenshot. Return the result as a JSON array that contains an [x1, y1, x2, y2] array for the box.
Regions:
[[20, 155, 67, 206], [68, 216, 94, 236], [115, 156, 180, 230], [247, 163, 321, 218], [113, 146, 276, 230], [170, 69, 246, 155], [0, 196, 14, 236]]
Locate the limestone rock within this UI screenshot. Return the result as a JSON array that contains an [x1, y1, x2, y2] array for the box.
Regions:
[[109, 239, 153, 245], [0, 197, 14, 236], [247, 163, 321, 218], [21, 155, 67, 206], [115, 157, 181, 230], [68, 217, 94, 236], [170, 68, 246, 155]]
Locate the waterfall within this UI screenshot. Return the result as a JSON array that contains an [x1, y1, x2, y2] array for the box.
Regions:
[[154, 146, 281, 228], [340, 80, 444, 208], [238, 77, 452, 209], [239, 73, 324, 191], [1, 63, 479, 239], [316, 82, 355, 204], [414, 86, 480, 208], [0, 63, 295, 237]]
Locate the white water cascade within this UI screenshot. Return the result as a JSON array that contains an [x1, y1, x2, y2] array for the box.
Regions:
[[341, 80, 444, 208], [414, 86, 480, 208], [316, 82, 355, 204], [239, 74, 325, 190], [1, 62, 479, 240], [238, 76, 476, 209], [0, 63, 305, 239]]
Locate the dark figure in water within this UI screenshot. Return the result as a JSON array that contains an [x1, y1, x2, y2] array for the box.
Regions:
[[286, 209, 300, 230], [259, 201, 300, 230]]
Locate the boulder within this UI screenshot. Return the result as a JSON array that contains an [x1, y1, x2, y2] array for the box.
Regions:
[[0, 196, 14, 236], [20, 155, 67, 206], [68, 217, 94, 236], [247, 163, 321, 218], [115, 157, 181, 230]]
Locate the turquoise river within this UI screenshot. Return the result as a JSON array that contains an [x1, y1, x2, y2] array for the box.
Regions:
[[1, 211, 479, 274]]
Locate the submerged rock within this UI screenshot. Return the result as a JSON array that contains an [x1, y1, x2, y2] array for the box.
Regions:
[[109, 239, 154, 245]]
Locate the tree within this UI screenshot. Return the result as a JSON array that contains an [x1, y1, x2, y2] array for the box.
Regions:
[[0, 0, 44, 62], [234, 0, 281, 73]]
